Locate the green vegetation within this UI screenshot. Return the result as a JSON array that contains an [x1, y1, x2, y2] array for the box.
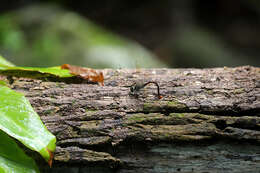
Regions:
[[0, 5, 166, 68], [166, 101, 186, 108], [0, 130, 39, 173], [0, 56, 59, 172], [0, 65, 73, 78], [143, 102, 161, 112], [233, 88, 245, 94], [169, 113, 185, 118], [127, 114, 147, 122], [0, 55, 15, 68]]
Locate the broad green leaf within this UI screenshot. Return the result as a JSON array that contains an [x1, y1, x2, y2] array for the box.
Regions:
[[0, 55, 72, 78], [0, 130, 39, 173], [0, 55, 15, 69], [0, 66, 73, 78], [0, 86, 56, 163], [6, 66, 73, 77]]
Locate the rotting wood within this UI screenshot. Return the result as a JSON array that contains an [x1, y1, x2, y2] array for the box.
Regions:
[[2, 66, 260, 171]]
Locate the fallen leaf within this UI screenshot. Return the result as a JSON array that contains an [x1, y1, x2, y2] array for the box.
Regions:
[[61, 64, 104, 86]]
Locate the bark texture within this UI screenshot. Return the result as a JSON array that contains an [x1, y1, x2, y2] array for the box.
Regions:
[[4, 66, 260, 172]]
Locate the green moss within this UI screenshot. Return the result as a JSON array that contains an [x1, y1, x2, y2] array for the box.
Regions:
[[143, 103, 152, 112], [233, 88, 245, 94], [166, 101, 187, 111], [169, 113, 185, 118], [127, 115, 146, 122], [143, 101, 187, 113], [206, 89, 214, 95], [127, 114, 159, 124], [71, 99, 77, 105], [167, 101, 185, 107], [143, 103, 161, 112], [85, 108, 97, 112]]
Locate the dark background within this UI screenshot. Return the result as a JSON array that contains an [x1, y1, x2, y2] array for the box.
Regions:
[[0, 0, 259, 68]]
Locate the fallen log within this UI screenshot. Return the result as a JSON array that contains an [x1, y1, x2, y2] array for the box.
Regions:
[[7, 66, 260, 172]]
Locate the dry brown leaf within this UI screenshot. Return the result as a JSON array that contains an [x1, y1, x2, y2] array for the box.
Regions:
[[61, 64, 104, 86]]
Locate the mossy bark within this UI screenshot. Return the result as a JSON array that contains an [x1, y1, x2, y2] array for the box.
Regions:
[[2, 66, 260, 172]]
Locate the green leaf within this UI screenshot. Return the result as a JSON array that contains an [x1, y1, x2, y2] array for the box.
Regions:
[[0, 130, 39, 173], [0, 86, 56, 163], [7, 66, 73, 77], [0, 55, 15, 68], [0, 55, 72, 78], [0, 66, 73, 78]]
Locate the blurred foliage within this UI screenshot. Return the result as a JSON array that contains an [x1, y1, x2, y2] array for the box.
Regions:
[[171, 26, 249, 67], [0, 5, 166, 68], [0, 1, 259, 68]]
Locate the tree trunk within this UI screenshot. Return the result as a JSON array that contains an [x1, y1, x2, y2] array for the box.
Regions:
[[8, 66, 260, 172]]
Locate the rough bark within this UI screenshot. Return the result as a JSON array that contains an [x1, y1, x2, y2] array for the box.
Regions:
[[4, 66, 260, 172]]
